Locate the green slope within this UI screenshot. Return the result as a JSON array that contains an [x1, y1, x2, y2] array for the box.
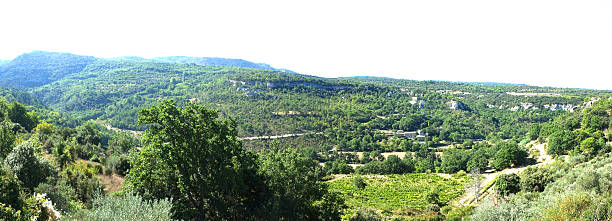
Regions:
[[0, 51, 97, 89], [1, 52, 609, 153]]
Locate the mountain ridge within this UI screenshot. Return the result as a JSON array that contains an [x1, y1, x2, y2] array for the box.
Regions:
[[0, 51, 296, 90]]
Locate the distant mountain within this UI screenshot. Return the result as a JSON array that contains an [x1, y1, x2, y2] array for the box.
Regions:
[[0, 51, 98, 89], [0, 51, 295, 90], [463, 81, 527, 86], [111, 56, 296, 73]]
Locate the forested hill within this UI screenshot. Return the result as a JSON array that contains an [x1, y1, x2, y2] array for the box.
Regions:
[[0, 51, 610, 141], [0, 51, 97, 89], [111, 56, 295, 73], [0, 51, 294, 90]]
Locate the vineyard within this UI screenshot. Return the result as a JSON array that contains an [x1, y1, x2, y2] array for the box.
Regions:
[[328, 173, 468, 215]]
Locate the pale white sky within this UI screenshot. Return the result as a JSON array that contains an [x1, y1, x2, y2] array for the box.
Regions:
[[1, 0, 611, 90]]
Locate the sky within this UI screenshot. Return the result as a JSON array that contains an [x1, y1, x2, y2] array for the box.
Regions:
[[1, 0, 611, 90]]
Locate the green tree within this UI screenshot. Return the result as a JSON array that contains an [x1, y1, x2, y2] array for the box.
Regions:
[[440, 149, 470, 173], [7, 102, 38, 131], [492, 142, 527, 171], [0, 166, 23, 211], [108, 132, 139, 154], [60, 162, 104, 207], [75, 123, 102, 146], [495, 174, 520, 196], [579, 137, 598, 155], [529, 124, 541, 140], [548, 130, 575, 157], [126, 100, 265, 220], [352, 176, 367, 190], [260, 148, 345, 220], [519, 167, 554, 192], [466, 150, 488, 172], [0, 122, 15, 160]]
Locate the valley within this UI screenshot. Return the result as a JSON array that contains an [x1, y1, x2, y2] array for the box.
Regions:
[[0, 51, 611, 220]]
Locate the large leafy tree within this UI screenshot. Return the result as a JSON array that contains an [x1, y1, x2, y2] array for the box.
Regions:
[[547, 130, 576, 157], [7, 101, 38, 131], [126, 100, 266, 220], [259, 148, 345, 220], [440, 149, 470, 173], [492, 141, 527, 171]]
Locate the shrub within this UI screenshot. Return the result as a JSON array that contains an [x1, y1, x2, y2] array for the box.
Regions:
[[584, 195, 612, 220], [544, 193, 592, 220], [495, 174, 520, 197], [61, 162, 105, 207], [352, 176, 367, 190], [0, 122, 15, 160], [0, 202, 24, 221], [443, 205, 474, 221], [0, 166, 23, 210], [23, 193, 61, 221], [4, 141, 56, 190], [520, 166, 554, 192], [349, 207, 382, 221], [77, 192, 173, 221], [470, 196, 535, 221], [425, 188, 441, 206], [35, 178, 77, 213]]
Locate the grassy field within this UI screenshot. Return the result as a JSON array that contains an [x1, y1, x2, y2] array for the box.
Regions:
[[328, 173, 468, 215]]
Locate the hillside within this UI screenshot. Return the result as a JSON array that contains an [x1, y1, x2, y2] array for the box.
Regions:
[[469, 94, 612, 220], [0, 52, 611, 220], [0, 51, 294, 90], [0, 51, 608, 146], [111, 55, 295, 73], [0, 51, 98, 89]]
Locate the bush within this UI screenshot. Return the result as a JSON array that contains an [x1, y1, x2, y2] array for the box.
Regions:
[[23, 193, 61, 221], [349, 207, 382, 221], [0, 166, 23, 210], [495, 174, 520, 197], [442, 205, 474, 221], [35, 178, 77, 213], [584, 195, 612, 220], [470, 196, 534, 221], [4, 141, 56, 190], [77, 192, 173, 221], [352, 176, 367, 190], [61, 162, 105, 207], [544, 193, 592, 220], [520, 166, 554, 192], [425, 188, 441, 206], [0, 202, 24, 221], [356, 155, 414, 174]]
